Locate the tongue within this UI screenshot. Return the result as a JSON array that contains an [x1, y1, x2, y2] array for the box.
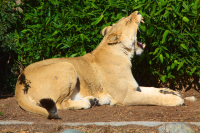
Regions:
[[137, 41, 145, 49]]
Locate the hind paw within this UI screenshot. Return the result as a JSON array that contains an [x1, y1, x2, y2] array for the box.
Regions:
[[159, 88, 181, 97], [89, 98, 99, 106]]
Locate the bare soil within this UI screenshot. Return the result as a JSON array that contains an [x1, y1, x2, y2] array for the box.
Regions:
[[0, 89, 200, 133]]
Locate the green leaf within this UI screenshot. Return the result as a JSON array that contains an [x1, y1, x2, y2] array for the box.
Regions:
[[35, 55, 40, 60], [193, 0, 199, 10], [159, 54, 163, 63], [165, 53, 169, 58], [167, 66, 170, 71], [80, 34, 84, 41], [56, 43, 63, 48], [177, 62, 184, 71], [162, 46, 168, 51], [14, 29, 19, 39], [162, 30, 169, 44], [24, 47, 31, 51], [158, 2, 162, 8], [161, 1, 167, 6], [163, 10, 170, 18], [154, 8, 165, 16], [52, 30, 59, 36], [60, 44, 70, 49], [21, 29, 29, 34], [180, 44, 188, 51], [132, 4, 146, 10], [150, 3, 157, 16], [153, 48, 160, 55], [190, 47, 197, 52], [167, 74, 175, 79], [46, 17, 51, 25], [174, 60, 178, 65], [108, 0, 113, 5], [52, 22, 62, 28], [182, 17, 189, 23], [182, 2, 189, 10], [91, 3, 98, 9], [191, 67, 196, 74], [144, 3, 151, 10], [160, 75, 166, 83], [91, 14, 104, 25], [186, 59, 192, 65], [172, 6, 183, 17], [171, 63, 175, 69], [70, 53, 77, 57]]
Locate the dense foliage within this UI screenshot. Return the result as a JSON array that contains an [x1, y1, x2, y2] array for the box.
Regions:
[[0, 0, 19, 90], [1, 0, 199, 90]]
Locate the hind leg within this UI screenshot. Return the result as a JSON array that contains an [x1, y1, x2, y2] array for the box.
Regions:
[[57, 78, 99, 110], [123, 87, 184, 106]]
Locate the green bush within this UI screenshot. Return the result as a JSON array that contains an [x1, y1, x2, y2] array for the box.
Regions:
[[1, 0, 200, 90], [0, 0, 17, 52], [14, 0, 130, 65], [0, 0, 18, 90], [133, 0, 200, 89]]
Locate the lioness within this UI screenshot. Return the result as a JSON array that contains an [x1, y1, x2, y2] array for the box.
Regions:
[[15, 11, 184, 119]]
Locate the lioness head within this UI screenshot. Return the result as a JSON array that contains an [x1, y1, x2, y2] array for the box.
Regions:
[[102, 11, 145, 57]]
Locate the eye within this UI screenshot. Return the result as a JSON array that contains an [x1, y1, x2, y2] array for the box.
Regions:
[[137, 12, 139, 15]]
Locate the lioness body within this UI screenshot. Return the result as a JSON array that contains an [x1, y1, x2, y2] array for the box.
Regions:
[[15, 11, 184, 118]]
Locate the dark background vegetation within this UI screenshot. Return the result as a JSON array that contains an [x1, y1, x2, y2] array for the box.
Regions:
[[0, 0, 199, 94]]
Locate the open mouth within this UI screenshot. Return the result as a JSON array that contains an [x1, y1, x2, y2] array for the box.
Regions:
[[137, 17, 145, 50]]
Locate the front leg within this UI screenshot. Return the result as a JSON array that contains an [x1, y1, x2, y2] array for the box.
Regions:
[[123, 86, 184, 106], [58, 96, 99, 110]]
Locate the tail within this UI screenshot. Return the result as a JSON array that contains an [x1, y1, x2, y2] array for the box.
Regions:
[[15, 79, 59, 119], [40, 98, 60, 119]]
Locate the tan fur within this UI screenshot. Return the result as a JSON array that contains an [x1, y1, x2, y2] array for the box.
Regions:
[[15, 11, 184, 118]]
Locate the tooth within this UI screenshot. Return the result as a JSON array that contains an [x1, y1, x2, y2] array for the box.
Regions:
[[141, 19, 144, 23]]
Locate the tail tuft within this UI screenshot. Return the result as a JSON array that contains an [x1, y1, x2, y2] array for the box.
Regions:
[[40, 98, 61, 119]]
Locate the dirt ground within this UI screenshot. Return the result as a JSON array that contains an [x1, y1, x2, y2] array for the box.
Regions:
[[1, 88, 200, 133]]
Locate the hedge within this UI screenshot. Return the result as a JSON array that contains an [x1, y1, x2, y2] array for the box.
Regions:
[[0, 0, 200, 90]]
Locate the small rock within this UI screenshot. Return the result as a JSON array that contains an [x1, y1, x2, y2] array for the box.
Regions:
[[157, 123, 195, 133], [61, 129, 84, 133], [184, 96, 196, 102]]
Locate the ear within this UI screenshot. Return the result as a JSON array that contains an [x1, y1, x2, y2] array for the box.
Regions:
[[102, 26, 112, 36], [106, 31, 122, 44]]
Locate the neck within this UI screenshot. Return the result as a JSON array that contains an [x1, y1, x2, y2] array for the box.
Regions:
[[120, 39, 135, 61], [91, 37, 132, 67]]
